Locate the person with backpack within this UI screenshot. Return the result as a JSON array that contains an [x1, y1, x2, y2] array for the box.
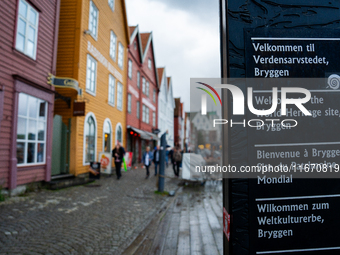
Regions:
[[173, 147, 182, 177]]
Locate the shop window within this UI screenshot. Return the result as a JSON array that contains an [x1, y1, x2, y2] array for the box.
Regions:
[[17, 93, 47, 165], [15, 0, 39, 59], [84, 113, 97, 164]]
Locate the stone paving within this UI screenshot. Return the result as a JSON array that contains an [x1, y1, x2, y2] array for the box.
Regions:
[[0, 165, 179, 255]]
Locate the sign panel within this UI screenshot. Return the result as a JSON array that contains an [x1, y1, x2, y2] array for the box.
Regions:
[[245, 29, 340, 254], [99, 152, 112, 174]]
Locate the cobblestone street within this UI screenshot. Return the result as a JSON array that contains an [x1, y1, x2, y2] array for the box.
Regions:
[[0, 166, 179, 255]]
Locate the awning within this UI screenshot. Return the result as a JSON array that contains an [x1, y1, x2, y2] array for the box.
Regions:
[[128, 126, 159, 141]]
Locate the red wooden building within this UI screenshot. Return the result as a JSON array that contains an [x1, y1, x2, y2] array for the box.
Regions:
[[0, 0, 60, 191], [126, 25, 159, 164]]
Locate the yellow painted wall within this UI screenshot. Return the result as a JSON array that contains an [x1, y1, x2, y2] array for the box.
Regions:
[[56, 0, 129, 176]]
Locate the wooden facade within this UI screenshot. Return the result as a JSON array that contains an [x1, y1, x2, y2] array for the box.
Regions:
[[56, 0, 130, 176], [0, 0, 60, 189]]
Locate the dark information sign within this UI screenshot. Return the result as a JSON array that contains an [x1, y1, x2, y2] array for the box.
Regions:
[[244, 29, 340, 254]]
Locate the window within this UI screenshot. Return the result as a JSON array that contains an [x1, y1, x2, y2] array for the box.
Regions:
[[88, 1, 98, 39], [137, 101, 140, 119], [86, 54, 97, 95], [142, 105, 146, 122], [108, 74, 115, 106], [137, 71, 140, 88], [152, 112, 156, 127], [146, 81, 149, 96], [108, 0, 115, 11], [146, 106, 149, 124], [118, 42, 124, 69], [110, 31, 117, 60], [142, 77, 145, 94], [103, 119, 112, 153], [128, 59, 132, 79], [148, 58, 152, 69], [17, 93, 47, 165], [117, 82, 123, 110], [127, 94, 131, 113], [15, 0, 39, 59], [84, 113, 96, 164], [115, 123, 122, 145], [153, 89, 156, 102]]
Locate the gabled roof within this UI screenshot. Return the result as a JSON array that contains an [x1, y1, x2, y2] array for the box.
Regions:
[[121, 0, 130, 45], [140, 33, 151, 53], [157, 68, 164, 87], [129, 25, 143, 62]]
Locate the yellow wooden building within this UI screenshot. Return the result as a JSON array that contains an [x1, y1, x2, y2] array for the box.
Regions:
[[53, 0, 130, 176]]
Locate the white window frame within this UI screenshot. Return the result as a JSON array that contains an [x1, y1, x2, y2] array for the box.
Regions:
[[153, 89, 156, 102], [115, 122, 123, 145], [108, 0, 115, 11], [137, 71, 140, 88], [108, 74, 115, 106], [148, 58, 152, 69], [118, 42, 124, 69], [117, 82, 123, 111], [16, 93, 47, 166], [152, 111, 156, 127], [137, 101, 140, 119], [102, 118, 112, 152], [86, 54, 97, 96], [83, 112, 97, 165], [128, 59, 132, 79], [15, 0, 39, 59], [110, 30, 117, 61], [127, 94, 132, 113], [88, 0, 99, 40], [146, 106, 149, 124], [146, 81, 149, 97], [142, 77, 146, 94], [142, 104, 146, 122]]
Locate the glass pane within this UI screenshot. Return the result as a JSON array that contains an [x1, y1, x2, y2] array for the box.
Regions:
[[28, 95, 38, 118], [29, 9, 37, 26], [104, 121, 110, 133], [17, 117, 27, 139], [17, 142, 25, 164], [28, 119, 37, 140], [39, 102, 46, 120], [37, 121, 45, 141], [27, 40, 34, 57], [16, 34, 25, 52], [27, 143, 35, 163], [18, 19, 26, 35], [18, 93, 28, 116], [19, 0, 27, 18], [28, 26, 35, 41], [37, 143, 44, 163]]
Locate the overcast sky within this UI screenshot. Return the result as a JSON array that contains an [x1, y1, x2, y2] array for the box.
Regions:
[[125, 0, 221, 112]]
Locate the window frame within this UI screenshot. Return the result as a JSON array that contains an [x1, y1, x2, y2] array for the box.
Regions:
[[128, 59, 132, 79], [152, 111, 156, 127], [108, 74, 115, 106], [115, 122, 123, 145], [103, 118, 112, 153], [110, 30, 117, 61], [15, 0, 40, 60], [127, 93, 132, 113], [16, 93, 48, 166], [117, 82, 123, 111], [146, 81, 149, 97], [137, 71, 140, 89], [108, 0, 115, 11], [137, 101, 140, 119], [118, 42, 124, 69], [88, 0, 99, 40], [142, 77, 145, 94], [86, 54, 97, 96]]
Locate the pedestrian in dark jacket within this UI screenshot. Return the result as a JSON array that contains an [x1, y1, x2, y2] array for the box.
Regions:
[[112, 142, 125, 179], [142, 146, 153, 178], [172, 147, 182, 177], [153, 145, 161, 176]]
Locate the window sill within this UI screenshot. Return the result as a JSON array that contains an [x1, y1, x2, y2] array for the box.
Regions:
[[12, 48, 37, 64], [108, 102, 115, 107], [86, 90, 96, 97]]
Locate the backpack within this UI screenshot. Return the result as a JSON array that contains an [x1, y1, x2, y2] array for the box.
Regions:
[[174, 150, 182, 162]]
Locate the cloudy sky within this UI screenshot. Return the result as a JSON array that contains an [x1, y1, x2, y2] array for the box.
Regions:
[[125, 0, 220, 111]]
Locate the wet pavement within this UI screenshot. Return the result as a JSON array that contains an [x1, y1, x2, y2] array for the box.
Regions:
[[0, 166, 179, 255], [123, 181, 223, 255]]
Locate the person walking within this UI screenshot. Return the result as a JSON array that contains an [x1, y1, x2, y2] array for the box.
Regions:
[[153, 145, 161, 176], [173, 147, 182, 177], [142, 146, 153, 178], [112, 143, 125, 180]]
